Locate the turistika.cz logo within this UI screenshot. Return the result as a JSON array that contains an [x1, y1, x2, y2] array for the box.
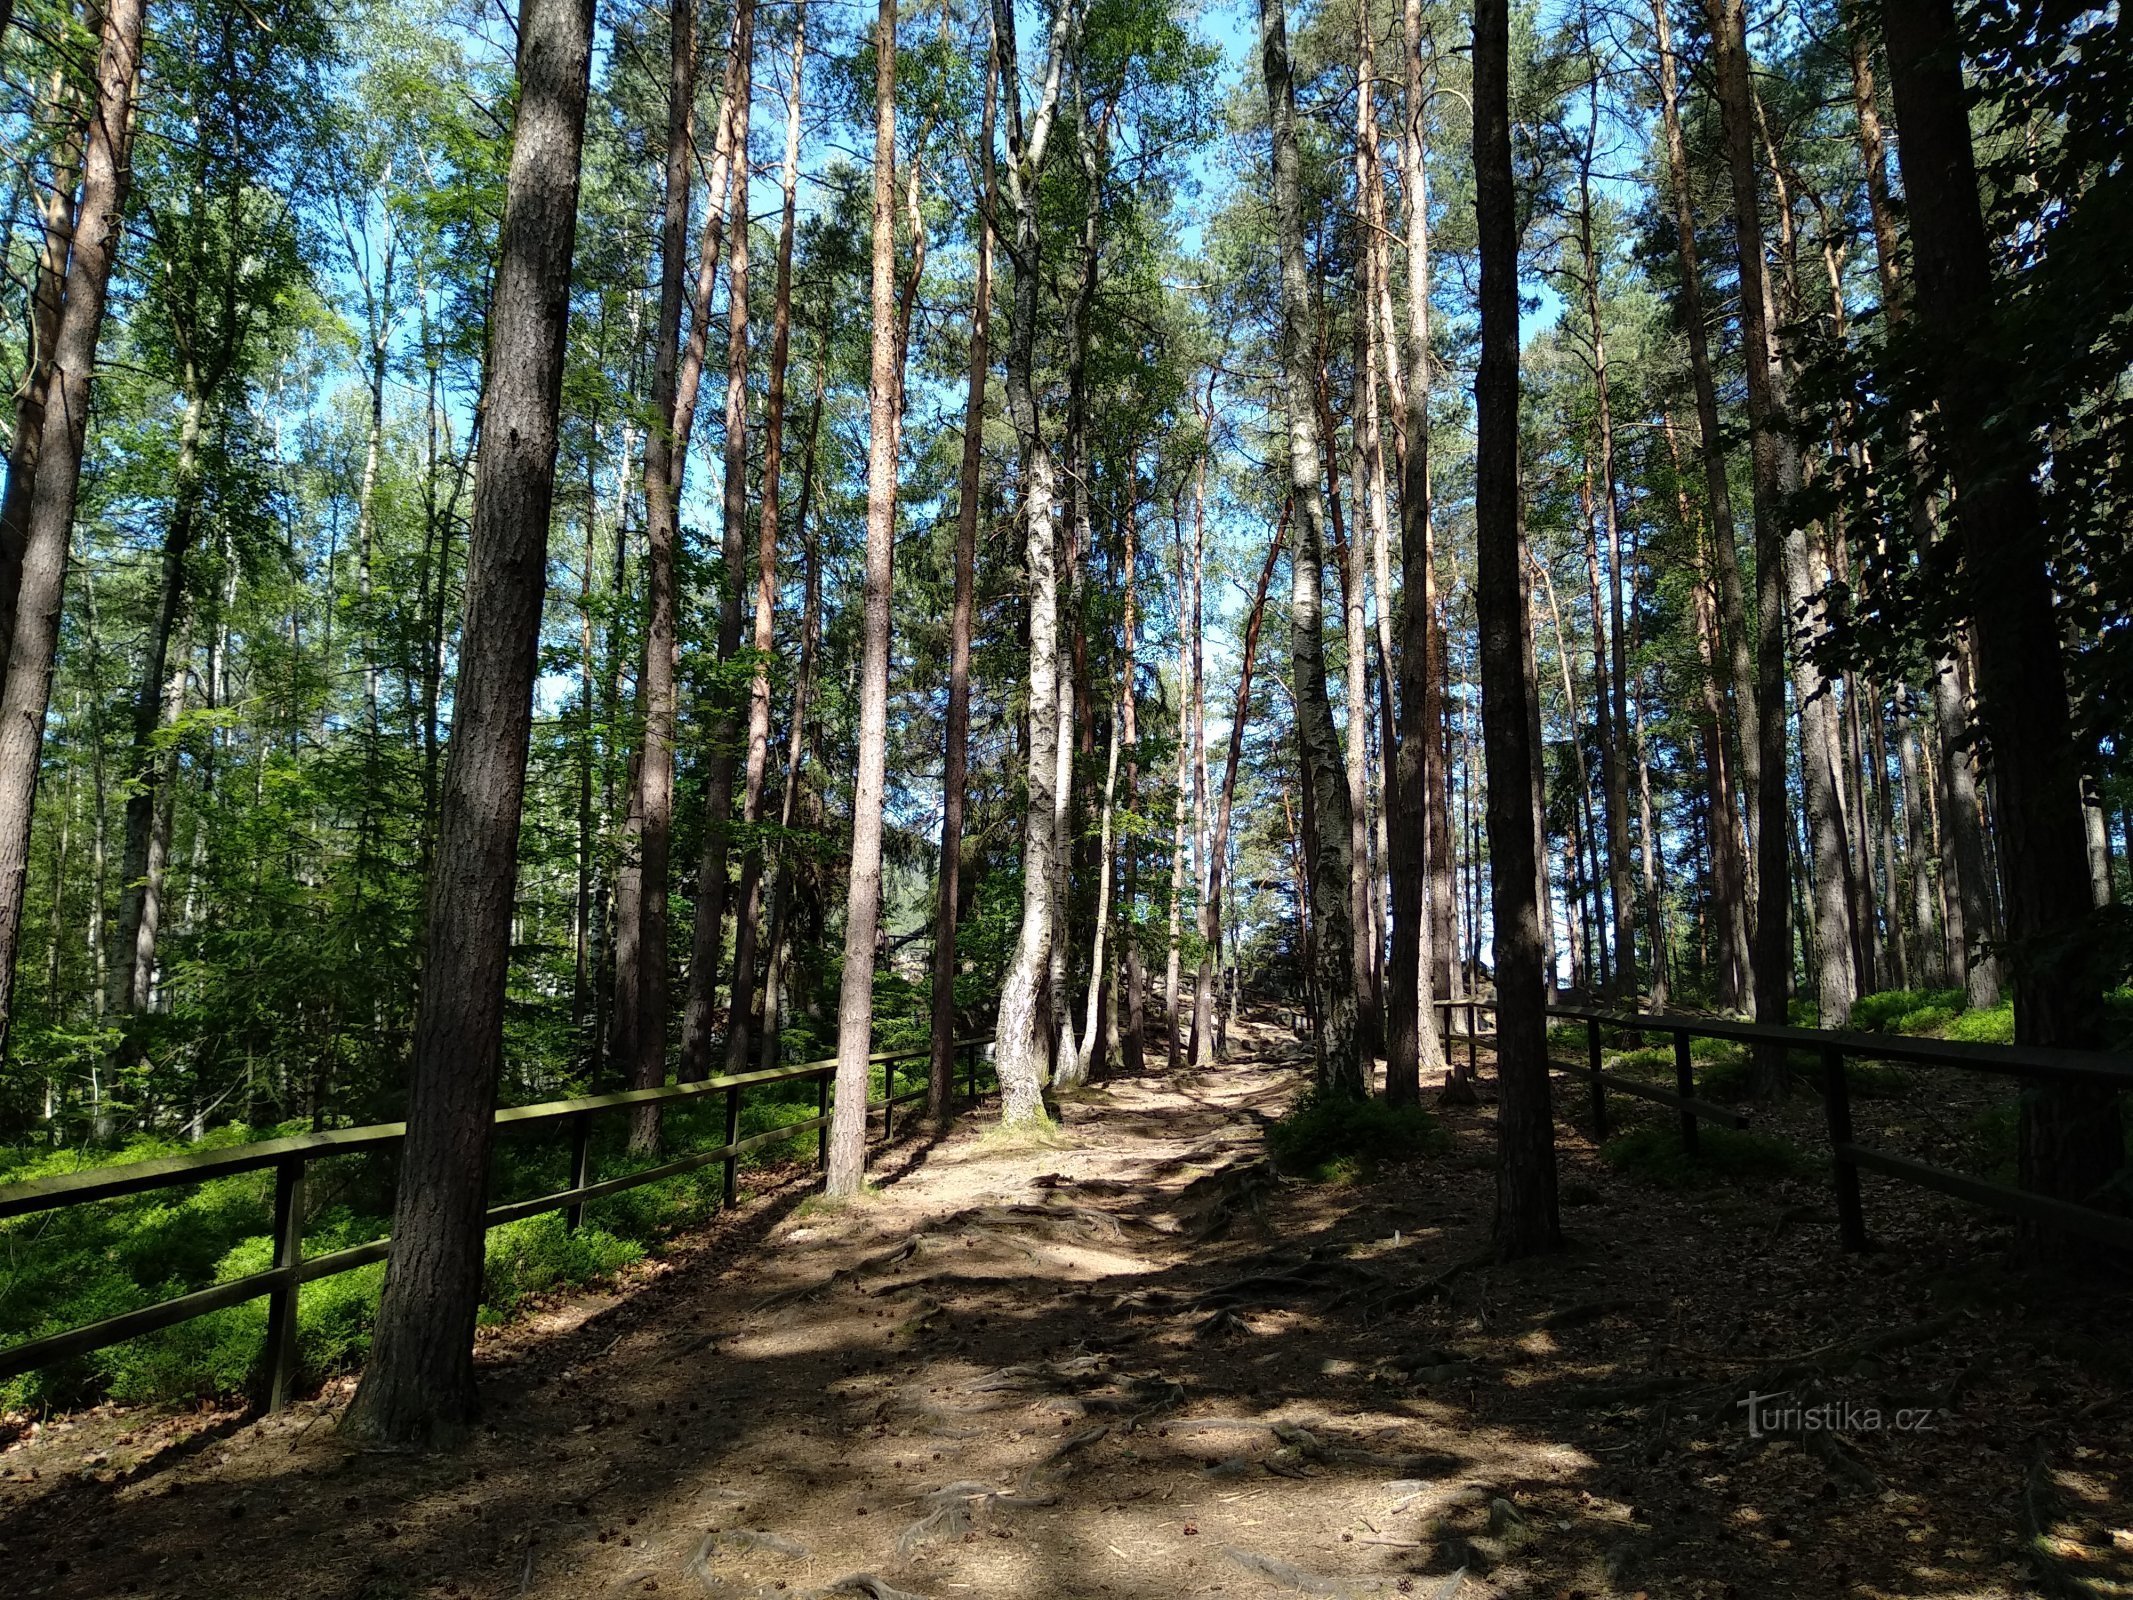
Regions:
[[1737, 1390, 1940, 1439]]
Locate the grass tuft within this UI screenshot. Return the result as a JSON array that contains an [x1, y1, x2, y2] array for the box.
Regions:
[[1265, 1093, 1449, 1183], [1599, 1123, 1816, 1189]]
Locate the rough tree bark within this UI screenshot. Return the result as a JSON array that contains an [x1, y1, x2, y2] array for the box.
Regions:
[[725, 5, 808, 1078], [679, 0, 760, 1086], [338, 0, 593, 1445], [1475, 0, 1558, 1259], [1391, 0, 1448, 1100], [824, 0, 901, 1197], [1262, 0, 1362, 1098], [1650, 0, 1756, 999], [988, 0, 1074, 1126], [1880, 0, 2121, 1230], [616, 0, 702, 1145], [0, 0, 149, 1060], [928, 21, 994, 1123], [1707, 0, 1803, 1088]]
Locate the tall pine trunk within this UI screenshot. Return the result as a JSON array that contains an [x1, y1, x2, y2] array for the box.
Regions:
[[1261, 0, 1362, 1098], [0, 0, 148, 1058], [1880, 0, 2121, 1233], [339, 0, 593, 1445], [988, 0, 1074, 1126], [1474, 0, 1558, 1258], [725, 7, 807, 1077], [617, 0, 701, 1144], [1708, 0, 1802, 1086], [928, 22, 994, 1122], [824, 0, 901, 1195], [680, 0, 760, 1086]]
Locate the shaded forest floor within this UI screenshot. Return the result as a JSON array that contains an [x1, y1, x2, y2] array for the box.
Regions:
[[2, 1017, 2130, 1600]]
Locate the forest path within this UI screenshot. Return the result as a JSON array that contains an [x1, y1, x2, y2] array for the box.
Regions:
[[8, 1019, 1515, 1600], [11, 1019, 2132, 1600]]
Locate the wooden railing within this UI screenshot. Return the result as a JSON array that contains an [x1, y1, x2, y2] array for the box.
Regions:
[[1436, 998, 2133, 1253], [0, 1037, 995, 1410]]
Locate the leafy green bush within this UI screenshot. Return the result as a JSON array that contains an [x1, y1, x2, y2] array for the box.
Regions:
[[1848, 988, 1966, 1035], [1599, 1124, 1816, 1189], [1266, 1094, 1448, 1182], [1943, 1003, 2015, 1044]]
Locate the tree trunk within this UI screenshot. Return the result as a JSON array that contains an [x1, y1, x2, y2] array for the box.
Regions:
[[1474, 0, 1558, 1259], [0, 88, 80, 693], [1390, 0, 1448, 1099], [679, 0, 760, 1087], [0, 0, 148, 1060], [1880, 0, 2120, 1231], [1262, 0, 1362, 1098], [616, 0, 702, 1145], [757, 364, 827, 1073], [928, 22, 994, 1123], [339, 0, 592, 1446], [1201, 510, 1285, 1066], [1573, 71, 1638, 1002], [988, 0, 1075, 1126], [725, 7, 807, 1078], [1067, 708, 1122, 1086], [1650, 0, 1760, 944], [108, 395, 205, 1029], [1163, 512, 1193, 1072], [824, 0, 901, 1196], [1707, 0, 1801, 1089]]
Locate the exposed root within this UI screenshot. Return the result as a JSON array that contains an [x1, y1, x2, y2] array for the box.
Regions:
[[1221, 1545, 1396, 1597], [808, 1576, 928, 1600]]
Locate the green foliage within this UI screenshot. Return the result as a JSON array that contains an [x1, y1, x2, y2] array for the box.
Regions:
[[1266, 1094, 1449, 1183], [1849, 988, 1968, 1036], [1599, 1124, 1817, 1190], [0, 1079, 836, 1411]]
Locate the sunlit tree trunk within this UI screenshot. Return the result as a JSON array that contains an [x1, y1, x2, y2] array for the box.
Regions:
[[1707, 0, 1804, 1086], [825, 0, 901, 1195], [928, 24, 994, 1122], [0, 0, 149, 1060], [1391, 0, 1448, 1096], [1262, 0, 1361, 1097], [988, 0, 1074, 1126], [617, 0, 703, 1145], [339, 0, 593, 1445], [679, 0, 760, 1088], [725, 7, 807, 1077], [1200, 510, 1285, 1066]]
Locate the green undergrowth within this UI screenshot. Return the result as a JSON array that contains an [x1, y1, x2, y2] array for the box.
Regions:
[[1600, 1122, 1818, 1189], [1266, 1093, 1449, 1184], [0, 1083, 832, 1413]]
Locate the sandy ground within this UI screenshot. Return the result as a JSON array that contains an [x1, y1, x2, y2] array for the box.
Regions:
[[2, 1016, 2129, 1600]]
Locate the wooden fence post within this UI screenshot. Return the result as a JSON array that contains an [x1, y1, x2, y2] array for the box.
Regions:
[[817, 1070, 831, 1168], [1586, 1016, 1607, 1138], [565, 1111, 592, 1233], [1673, 1027, 1699, 1158], [262, 1155, 304, 1412], [723, 1084, 741, 1208], [882, 1056, 895, 1145], [1821, 1045, 1867, 1251]]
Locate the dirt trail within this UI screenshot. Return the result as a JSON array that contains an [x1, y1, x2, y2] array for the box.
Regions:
[[6, 1019, 2130, 1600], [3, 1024, 1513, 1599]]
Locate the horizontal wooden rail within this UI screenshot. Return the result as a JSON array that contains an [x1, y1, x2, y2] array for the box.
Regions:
[[0, 1037, 996, 1406], [1431, 996, 2130, 1255]]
